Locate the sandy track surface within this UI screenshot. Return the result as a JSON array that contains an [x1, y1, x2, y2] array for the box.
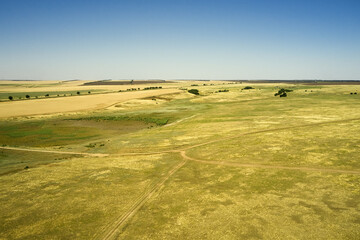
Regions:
[[0, 89, 181, 118]]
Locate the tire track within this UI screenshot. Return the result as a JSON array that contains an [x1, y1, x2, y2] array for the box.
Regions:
[[3, 116, 360, 157], [94, 158, 188, 240], [180, 151, 360, 175], [182, 117, 360, 150], [0, 146, 108, 157], [163, 114, 198, 127]]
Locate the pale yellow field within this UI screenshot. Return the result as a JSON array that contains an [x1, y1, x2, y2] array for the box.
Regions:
[[0, 80, 226, 93], [0, 88, 181, 118]]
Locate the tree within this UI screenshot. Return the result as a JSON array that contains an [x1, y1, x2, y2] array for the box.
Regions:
[[8, 96, 13, 100], [275, 88, 292, 97], [88, 91, 91, 94], [242, 86, 254, 90], [26, 95, 30, 99], [188, 89, 199, 95], [45, 94, 49, 97], [77, 91, 80, 95]]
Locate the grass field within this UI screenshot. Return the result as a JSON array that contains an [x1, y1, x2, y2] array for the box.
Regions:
[[0, 80, 359, 239]]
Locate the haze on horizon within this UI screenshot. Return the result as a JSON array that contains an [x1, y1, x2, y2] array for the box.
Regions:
[[0, 0, 359, 80]]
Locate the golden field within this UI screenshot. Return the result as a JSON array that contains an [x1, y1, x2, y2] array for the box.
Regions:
[[0, 80, 359, 239]]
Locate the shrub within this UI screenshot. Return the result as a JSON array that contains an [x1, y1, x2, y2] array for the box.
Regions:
[[143, 86, 162, 90], [8, 96, 13, 100], [25, 95, 30, 99], [77, 91, 80, 95], [188, 89, 199, 95], [275, 88, 292, 97], [45, 94, 49, 97], [242, 86, 254, 90], [88, 91, 91, 94]]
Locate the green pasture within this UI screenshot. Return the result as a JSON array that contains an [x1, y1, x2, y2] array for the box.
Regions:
[[0, 83, 359, 239]]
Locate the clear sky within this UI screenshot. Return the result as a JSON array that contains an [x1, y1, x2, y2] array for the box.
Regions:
[[0, 0, 359, 80]]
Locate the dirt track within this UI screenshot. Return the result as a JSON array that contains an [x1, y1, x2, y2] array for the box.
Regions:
[[180, 151, 360, 175], [93, 159, 188, 240]]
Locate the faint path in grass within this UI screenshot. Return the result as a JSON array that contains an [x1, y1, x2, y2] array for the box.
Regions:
[[4, 116, 359, 158], [163, 114, 198, 127], [181, 116, 360, 151], [180, 151, 360, 175], [0, 146, 108, 157], [93, 158, 188, 240]]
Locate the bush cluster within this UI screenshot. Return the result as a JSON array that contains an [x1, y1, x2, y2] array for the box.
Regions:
[[275, 88, 293, 97], [242, 86, 254, 90], [188, 89, 199, 95], [143, 86, 162, 90]]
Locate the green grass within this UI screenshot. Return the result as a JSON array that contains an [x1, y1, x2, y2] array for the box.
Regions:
[[0, 153, 183, 239], [0, 83, 359, 239], [120, 161, 360, 239], [0, 118, 150, 147], [0, 149, 77, 176]]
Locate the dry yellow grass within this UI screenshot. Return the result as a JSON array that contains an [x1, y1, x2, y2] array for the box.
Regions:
[[0, 80, 228, 93], [0, 89, 181, 118]]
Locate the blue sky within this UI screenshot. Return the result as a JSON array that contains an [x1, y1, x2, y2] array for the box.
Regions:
[[0, 0, 359, 80]]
